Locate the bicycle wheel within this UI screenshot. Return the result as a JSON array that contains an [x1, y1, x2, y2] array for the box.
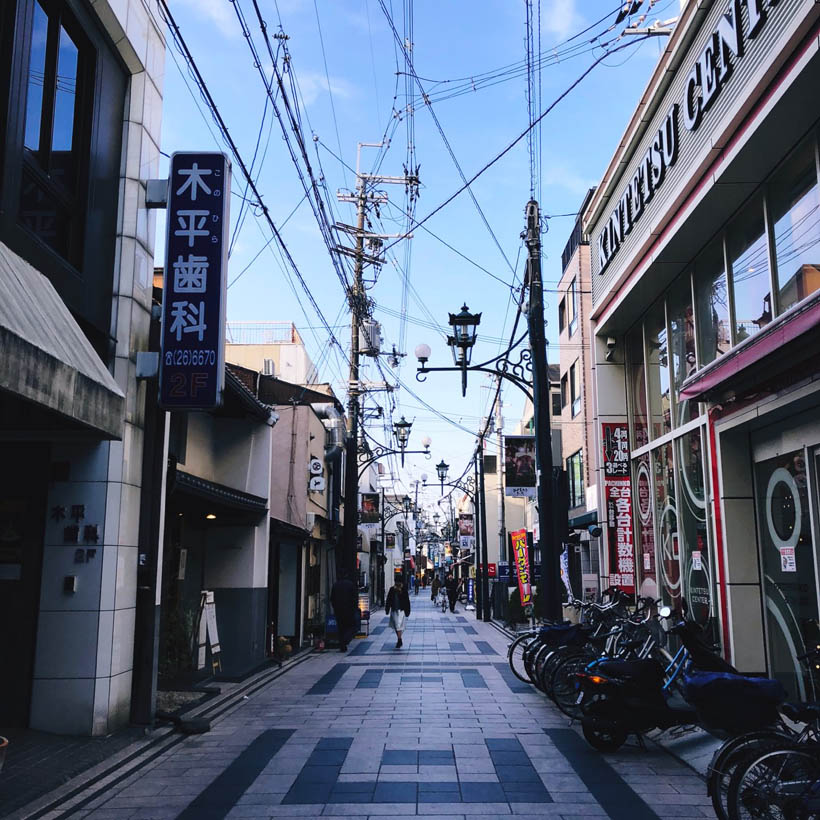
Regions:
[[508, 632, 537, 683], [531, 643, 555, 691], [728, 746, 820, 820], [707, 731, 795, 820], [539, 647, 574, 697], [523, 639, 545, 684], [551, 651, 596, 718]]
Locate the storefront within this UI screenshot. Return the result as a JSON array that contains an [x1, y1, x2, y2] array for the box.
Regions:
[[586, 0, 820, 696]]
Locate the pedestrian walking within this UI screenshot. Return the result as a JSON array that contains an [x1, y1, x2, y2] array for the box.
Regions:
[[445, 573, 461, 614], [431, 574, 441, 602], [330, 569, 358, 652], [385, 580, 411, 649]]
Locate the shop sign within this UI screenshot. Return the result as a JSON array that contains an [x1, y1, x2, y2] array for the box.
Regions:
[[505, 436, 536, 497], [160, 152, 230, 409], [602, 422, 635, 593], [781, 547, 796, 572], [497, 561, 510, 580], [511, 528, 532, 605], [597, 0, 783, 276], [467, 578, 475, 603]]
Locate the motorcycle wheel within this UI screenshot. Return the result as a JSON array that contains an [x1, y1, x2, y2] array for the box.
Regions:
[[581, 718, 627, 752]]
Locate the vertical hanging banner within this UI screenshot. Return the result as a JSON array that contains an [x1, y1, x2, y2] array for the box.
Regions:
[[602, 422, 635, 593], [160, 152, 231, 409], [511, 528, 532, 605], [505, 436, 537, 497]]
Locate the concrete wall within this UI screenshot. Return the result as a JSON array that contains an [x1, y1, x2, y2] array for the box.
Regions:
[[29, 0, 165, 735]]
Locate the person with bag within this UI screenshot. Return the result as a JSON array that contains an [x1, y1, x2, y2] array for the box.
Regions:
[[444, 572, 461, 614], [431, 574, 441, 602], [385, 580, 411, 649]]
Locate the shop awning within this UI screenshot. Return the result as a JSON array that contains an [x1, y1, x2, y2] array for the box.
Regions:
[[0, 242, 125, 437], [680, 291, 820, 402], [171, 468, 268, 520]]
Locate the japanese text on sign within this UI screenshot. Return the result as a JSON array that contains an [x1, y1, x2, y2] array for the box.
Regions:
[[511, 528, 532, 606], [160, 153, 231, 409], [602, 423, 635, 593]]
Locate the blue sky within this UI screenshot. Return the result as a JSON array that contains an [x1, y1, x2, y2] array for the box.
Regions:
[[154, 0, 676, 506]]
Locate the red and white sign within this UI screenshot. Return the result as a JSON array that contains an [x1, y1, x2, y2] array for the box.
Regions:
[[511, 528, 532, 606], [487, 563, 497, 578], [602, 423, 635, 593]]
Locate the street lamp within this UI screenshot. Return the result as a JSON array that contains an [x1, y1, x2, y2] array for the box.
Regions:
[[393, 416, 413, 466], [436, 459, 449, 494], [447, 305, 481, 395], [402, 494, 412, 514]]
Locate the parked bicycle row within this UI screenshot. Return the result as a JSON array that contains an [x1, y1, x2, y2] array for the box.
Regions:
[[507, 590, 820, 819]]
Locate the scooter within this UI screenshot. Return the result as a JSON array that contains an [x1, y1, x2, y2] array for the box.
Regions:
[[575, 611, 783, 752]]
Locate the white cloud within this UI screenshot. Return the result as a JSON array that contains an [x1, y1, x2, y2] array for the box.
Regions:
[[174, 0, 242, 37], [293, 70, 356, 107], [542, 0, 582, 40]]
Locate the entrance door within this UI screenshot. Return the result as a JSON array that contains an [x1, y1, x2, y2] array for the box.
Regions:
[[755, 449, 820, 700], [0, 444, 48, 725]]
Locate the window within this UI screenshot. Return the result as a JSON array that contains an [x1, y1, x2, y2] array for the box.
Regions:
[[20, 0, 90, 263], [551, 392, 561, 416], [570, 360, 581, 417], [729, 194, 771, 343], [695, 237, 731, 366], [568, 278, 578, 336], [558, 298, 566, 333], [770, 136, 820, 314], [646, 299, 671, 439], [0, 0, 127, 356], [626, 324, 649, 450], [483, 455, 497, 474], [668, 276, 698, 426], [560, 374, 568, 408], [566, 450, 584, 508]]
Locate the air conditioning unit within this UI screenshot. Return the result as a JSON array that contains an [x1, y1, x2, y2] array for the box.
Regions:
[[262, 358, 275, 376]]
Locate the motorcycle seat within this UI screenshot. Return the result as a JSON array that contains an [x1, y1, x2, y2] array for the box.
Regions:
[[782, 702, 820, 724]]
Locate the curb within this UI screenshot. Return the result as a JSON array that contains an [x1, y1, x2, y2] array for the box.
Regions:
[[6, 651, 317, 820]]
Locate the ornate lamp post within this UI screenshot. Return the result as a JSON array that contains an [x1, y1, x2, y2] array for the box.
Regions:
[[448, 305, 482, 396], [393, 416, 413, 466], [436, 459, 449, 495]]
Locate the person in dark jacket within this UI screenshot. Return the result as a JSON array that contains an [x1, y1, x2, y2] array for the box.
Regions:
[[444, 573, 461, 613], [385, 580, 411, 649], [431, 575, 441, 601], [331, 569, 358, 652]]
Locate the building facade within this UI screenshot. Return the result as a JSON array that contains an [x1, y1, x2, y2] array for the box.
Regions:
[[0, 0, 164, 733], [557, 192, 602, 600], [586, 0, 820, 698]]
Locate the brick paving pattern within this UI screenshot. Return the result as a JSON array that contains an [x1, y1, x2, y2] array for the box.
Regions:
[[18, 599, 715, 819]]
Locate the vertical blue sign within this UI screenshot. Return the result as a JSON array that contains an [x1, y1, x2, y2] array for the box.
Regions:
[[467, 578, 474, 603], [160, 152, 231, 409]]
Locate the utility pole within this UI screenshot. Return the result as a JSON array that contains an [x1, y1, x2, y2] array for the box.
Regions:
[[495, 381, 506, 567], [477, 435, 491, 621], [525, 199, 561, 622], [473, 453, 482, 621], [338, 143, 417, 576]]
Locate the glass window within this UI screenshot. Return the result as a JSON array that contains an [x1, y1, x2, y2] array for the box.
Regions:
[[627, 324, 649, 450], [653, 442, 680, 613], [755, 450, 819, 700], [560, 374, 568, 408], [24, 2, 48, 153], [551, 392, 561, 416], [729, 195, 772, 342], [568, 278, 578, 336], [558, 298, 566, 333], [695, 237, 731, 365], [676, 428, 718, 642], [634, 453, 657, 599], [770, 136, 820, 314], [668, 276, 699, 426], [646, 301, 671, 439], [570, 360, 581, 417], [567, 450, 584, 508]]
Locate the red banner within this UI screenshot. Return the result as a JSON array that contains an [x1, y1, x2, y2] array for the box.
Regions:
[[602, 423, 635, 593], [511, 528, 532, 605]]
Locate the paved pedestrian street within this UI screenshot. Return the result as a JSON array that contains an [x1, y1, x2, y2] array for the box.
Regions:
[[59, 602, 713, 820]]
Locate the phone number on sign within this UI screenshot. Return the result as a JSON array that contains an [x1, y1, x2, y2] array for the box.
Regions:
[[165, 349, 217, 367]]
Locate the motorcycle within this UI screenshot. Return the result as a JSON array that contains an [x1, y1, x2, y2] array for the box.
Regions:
[[575, 610, 785, 752]]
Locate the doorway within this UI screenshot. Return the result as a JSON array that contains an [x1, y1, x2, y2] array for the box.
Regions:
[[0, 444, 49, 725]]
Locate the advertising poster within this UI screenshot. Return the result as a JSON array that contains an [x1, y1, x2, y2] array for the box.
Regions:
[[511, 528, 532, 606], [458, 513, 474, 536], [360, 492, 380, 524], [504, 436, 536, 497], [602, 422, 635, 593]]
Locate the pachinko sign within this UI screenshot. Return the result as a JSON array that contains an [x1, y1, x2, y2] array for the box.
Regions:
[[602, 422, 635, 594], [511, 528, 532, 606]]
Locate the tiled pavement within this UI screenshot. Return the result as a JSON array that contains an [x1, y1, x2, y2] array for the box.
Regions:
[[33, 600, 714, 820]]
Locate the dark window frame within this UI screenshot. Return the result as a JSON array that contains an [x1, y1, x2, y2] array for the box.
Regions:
[[560, 374, 568, 408], [0, 0, 127, 359], [566, 449, 584, 509]]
